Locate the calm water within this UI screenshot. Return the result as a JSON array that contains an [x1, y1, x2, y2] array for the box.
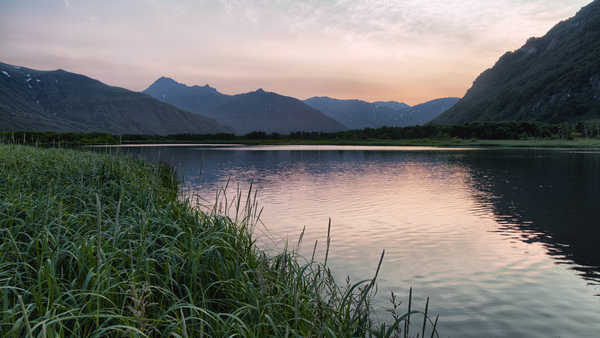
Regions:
[[115, 145, 600, 337]]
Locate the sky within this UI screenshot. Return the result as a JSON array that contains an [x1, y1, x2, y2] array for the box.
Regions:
[[0, 0, 593, 105]]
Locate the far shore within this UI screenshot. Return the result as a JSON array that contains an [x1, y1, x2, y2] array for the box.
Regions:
[[4, 130, 600, 149], [105, 138, 600, 149]]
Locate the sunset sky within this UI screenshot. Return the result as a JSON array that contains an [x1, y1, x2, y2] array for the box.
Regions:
[[0, 0, 592, 105]]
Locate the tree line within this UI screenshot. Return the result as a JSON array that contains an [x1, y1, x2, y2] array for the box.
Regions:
[[2, 121, 600, 145]]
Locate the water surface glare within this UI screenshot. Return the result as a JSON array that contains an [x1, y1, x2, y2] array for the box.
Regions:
[[118, 145, 600, 337]]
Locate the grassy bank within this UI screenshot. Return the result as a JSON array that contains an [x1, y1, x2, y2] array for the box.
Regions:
[[0, 145, 435, 337]]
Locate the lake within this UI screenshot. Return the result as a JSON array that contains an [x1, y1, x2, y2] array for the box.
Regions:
[[114, 144, 600, 337]]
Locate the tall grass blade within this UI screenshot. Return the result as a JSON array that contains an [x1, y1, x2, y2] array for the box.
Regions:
[[324, 218, 331, 267], [405, 287, 412, 338], [18, 295, 33, 338], [431, 314, 439, 338], [422, 296, 429, 338]]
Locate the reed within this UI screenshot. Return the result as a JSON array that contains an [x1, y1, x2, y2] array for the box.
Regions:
[[0, 144, 437, 337]]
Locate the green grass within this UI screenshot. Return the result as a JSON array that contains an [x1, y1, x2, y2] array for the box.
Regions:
[[0, 145, 437, 337]]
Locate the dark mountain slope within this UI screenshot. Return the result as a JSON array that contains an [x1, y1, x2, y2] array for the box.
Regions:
[[304, 97, 389, 129], [434, 1, 600, 124], [373, 101, 410, 111], [215, 89, 346, 135], [143, 77, 233, 118], [144, 77, 346, 134], [305, 96, 458, 129], [404, 97, 460, 125], [0, 62, 230, 135]]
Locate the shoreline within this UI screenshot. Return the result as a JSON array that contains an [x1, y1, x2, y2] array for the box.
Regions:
[[0, 144, 432, 336], [101, 138, 600, 149]]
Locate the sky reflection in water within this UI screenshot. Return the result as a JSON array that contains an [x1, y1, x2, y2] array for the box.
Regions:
[[117, 145, 600, 338]]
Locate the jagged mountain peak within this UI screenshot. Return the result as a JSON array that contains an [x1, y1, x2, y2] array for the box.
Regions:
[[143, 78, 345, 135]]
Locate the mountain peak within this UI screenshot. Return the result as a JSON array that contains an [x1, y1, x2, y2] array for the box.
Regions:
[[151, 76, 180, 87], [202, 83, 219, 90], [145, 77, 225, 96], [372, 101, 411, 110], [144, 78, 344, 135]]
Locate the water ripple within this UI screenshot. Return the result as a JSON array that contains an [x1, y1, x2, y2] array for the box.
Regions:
[[120, 145, 600, 337]]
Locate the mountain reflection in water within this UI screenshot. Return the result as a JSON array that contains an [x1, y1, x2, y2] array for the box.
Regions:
[[111, 145, 600, 337], [461, 150, 600, 283]]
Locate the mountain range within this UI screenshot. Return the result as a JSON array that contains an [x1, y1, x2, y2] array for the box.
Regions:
[[304, 96, 459, 129], [143, 78, 345, 134], [0, 62, 230, 135], [145, 77, 457, 132], [4, 0, 599, 140], [434, 0, 600, 125], [2, 64, 453, 135]]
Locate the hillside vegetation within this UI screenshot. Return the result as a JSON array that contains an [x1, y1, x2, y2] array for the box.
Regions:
[[434, 0, 600, 124]]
